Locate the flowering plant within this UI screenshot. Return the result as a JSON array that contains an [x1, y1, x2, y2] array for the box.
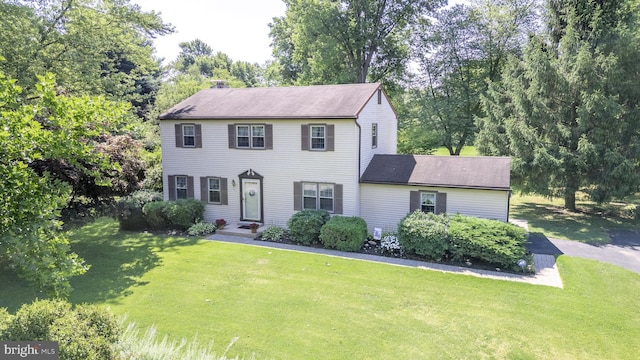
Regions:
[[215, 218, 227, 226], [249, 223, 260, 230], [380, 234, 402, 255]]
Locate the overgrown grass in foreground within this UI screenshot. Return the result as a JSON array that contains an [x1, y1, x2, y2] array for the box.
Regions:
[[510, 193, 639, 243], [1, 218, 639, 359]]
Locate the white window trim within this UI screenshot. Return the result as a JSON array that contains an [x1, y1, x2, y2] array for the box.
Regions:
[[182, 124, 196, 148], [310, 125, 326, 151], [176, 176, 188, 199], [208, 177, 222, 204], [302, 182, 334, 212], [236, 124, 265, 149], [420, 192, 436, 213]]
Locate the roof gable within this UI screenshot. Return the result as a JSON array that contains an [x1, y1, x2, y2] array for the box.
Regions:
[[160, 83, 383, 120], [361, 154, 511, 190]]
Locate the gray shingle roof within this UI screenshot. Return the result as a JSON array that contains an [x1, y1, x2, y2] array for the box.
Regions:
[[159, 83, 383, 120], [361, 154, 511, 190]]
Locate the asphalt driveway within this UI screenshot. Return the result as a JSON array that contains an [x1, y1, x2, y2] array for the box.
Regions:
[[526, 230, 640, 274]]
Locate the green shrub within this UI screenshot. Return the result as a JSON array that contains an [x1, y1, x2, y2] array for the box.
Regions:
[[398, 210, 450, 260], [287, 209, 330, 245], [116, 190, 162, 230], [449, 215, 527, 270], [3, 299, 121, 360], [261, 226, 287, 241], [0, 307, 13, 337], [162, 199, 205, 230], [142, 201, 170, 229], [187, 221, 216, 236], [319, 216, 368, 252]]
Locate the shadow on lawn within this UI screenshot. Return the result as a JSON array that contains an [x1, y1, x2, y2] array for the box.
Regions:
[[511, 201, 614, 244], [0, 218, 200, 311]]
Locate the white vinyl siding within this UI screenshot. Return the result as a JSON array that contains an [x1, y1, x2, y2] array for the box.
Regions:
[[360, 183, 510, 232], [161, 119, 359, 226]]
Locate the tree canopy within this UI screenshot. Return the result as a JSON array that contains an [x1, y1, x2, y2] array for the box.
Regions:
[[476, 0, 640, 209], [0, 71, 132, 296], [269, 0, 445, 85]]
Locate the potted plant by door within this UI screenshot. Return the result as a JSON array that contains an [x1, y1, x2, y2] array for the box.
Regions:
[[249, 223, 260, 233], [215, 219, 227, 230]]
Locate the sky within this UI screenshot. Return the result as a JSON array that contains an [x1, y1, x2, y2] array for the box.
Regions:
[[132, 0, 287, 65]]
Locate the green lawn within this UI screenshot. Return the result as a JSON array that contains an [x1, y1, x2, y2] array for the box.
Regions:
[[1, 218, 639, 359], [510, 193, 639, 243]]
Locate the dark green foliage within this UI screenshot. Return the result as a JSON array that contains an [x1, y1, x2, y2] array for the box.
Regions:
[[2, 300, 120, 360], [398, 210, 451, 260], [261, 226, 288, 242], [187, 222, 216, 236], [449, 215, 527, 270], [162, 199, 205, 231], [142, 201, 169, 230], [287, 210, 330, 245], [116, 190, 163, 230], [319, 216, 368, 252]]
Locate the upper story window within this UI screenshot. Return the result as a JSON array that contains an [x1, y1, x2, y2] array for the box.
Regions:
[[310, 125, 325, 150], [175, 124, 202, 148], [301, 124, 334, 151], [229, 124, 272, 150], [372, 123, 378, 148], [182, 125, 195, 147], [420, 192, 436, 213]]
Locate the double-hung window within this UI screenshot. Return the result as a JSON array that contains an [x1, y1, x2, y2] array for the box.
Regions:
[[310, 125, 326, 150], [176, 176, 188, 199], [182, 125, 195, 147], [303, 183, 334, 212], [236, 125, 265, 149], [208, 178, 221, 204], [420, 192, 436, 213]]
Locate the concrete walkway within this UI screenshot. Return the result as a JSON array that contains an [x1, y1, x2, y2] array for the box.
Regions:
[[207, 234, 564, 288]]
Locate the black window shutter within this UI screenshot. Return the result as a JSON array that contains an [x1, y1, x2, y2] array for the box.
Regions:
[[301, 125, 309, 150], [200, 177, 208, 202], [195, 124, 202, 148], [187, 176, 194, 199], [333, 184, 343, 214], [168, 175, 176, 200], [293, 182, 302, 210], [220, 178, 228, 205], [228, 124, 236, 148], [175, 124, 183, 148], [265, 124, 273, 149], [410, 191, 420, 212], [326, 124, 335, 151], [436, 193, 447, 214]]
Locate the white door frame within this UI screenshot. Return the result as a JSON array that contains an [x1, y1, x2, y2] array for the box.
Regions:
[[241, 177, 262, 222]]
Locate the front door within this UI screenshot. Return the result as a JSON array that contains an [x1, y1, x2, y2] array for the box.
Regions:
[[242, 178, 261, 221]]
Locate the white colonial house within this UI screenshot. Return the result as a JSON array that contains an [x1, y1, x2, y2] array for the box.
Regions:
[[159, 83, 511, 232]]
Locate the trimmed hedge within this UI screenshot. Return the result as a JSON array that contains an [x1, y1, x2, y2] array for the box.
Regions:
[[449, 215, 527, 270], [142, 201, 169, 230], [398, 210, 450, 260], [162, 199, 205, 231], [319, 216, 367, 252], [115, 190, 163, 230], [261, 226, 287, 242], [287, 209, 330, 245]]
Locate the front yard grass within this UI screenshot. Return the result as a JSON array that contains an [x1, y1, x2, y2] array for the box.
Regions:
[[1, 217, 639, 359], [510, 193, 639, 243]]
